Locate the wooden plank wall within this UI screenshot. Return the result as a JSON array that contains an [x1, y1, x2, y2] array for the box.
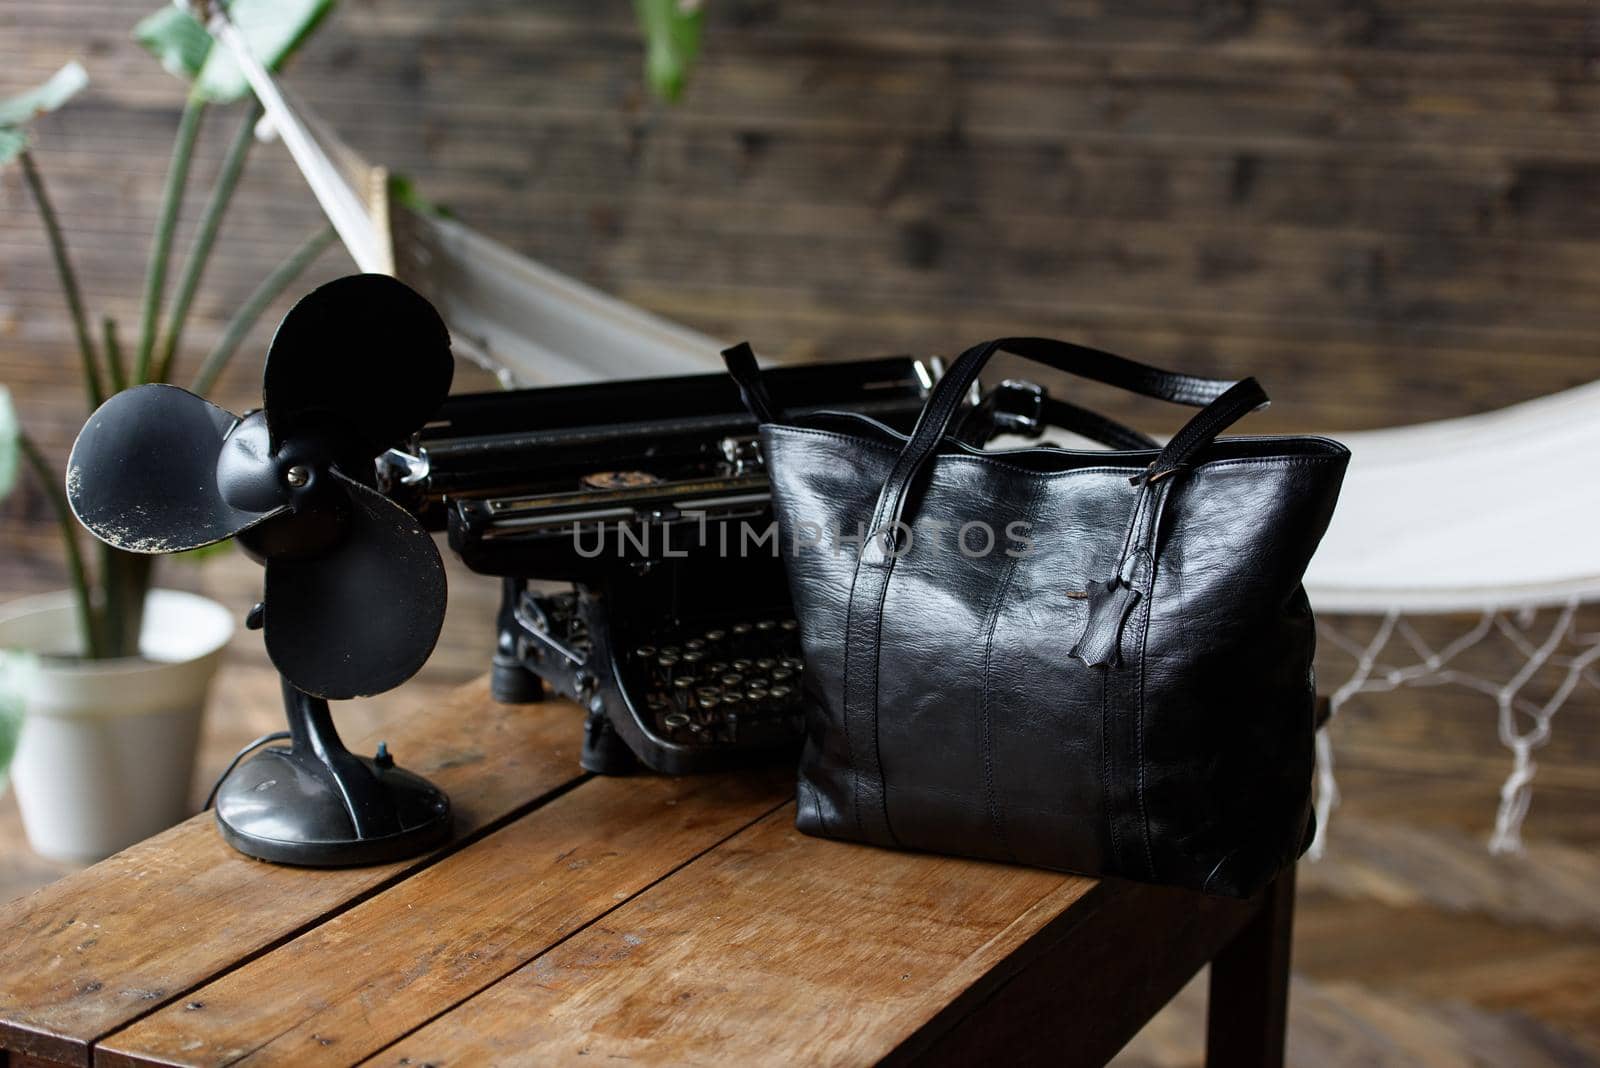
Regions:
[[3, 0, 1599, 606], [4, 7, 1600, 1061], [6, 0, 1600, 408]]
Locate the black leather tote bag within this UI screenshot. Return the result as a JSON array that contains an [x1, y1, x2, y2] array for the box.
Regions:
[[724, 337, 1349, 897]]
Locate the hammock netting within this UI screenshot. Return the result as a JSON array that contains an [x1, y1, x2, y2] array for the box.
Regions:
[[1313, 602, 1600, 858]]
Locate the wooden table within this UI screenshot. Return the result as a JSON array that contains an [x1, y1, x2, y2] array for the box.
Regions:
[[0, 679, 1294, 1067]]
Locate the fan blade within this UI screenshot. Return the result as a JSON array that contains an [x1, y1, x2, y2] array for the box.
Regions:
[[67, 384, 286, 553], [263, 468, 446, 699], [262, 274, 453, 459]]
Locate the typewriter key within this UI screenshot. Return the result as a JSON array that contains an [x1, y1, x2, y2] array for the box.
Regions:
[[730, 658, 752, 673], [731, 622, 754, 650], [672, 677, 696, 712], [781, 619, 799, 636], [633, 644, 657, 662], [770, 667, 794, 687], [681, 650, 705, 673], [685, 638, 707, 654], [655, 653, 680, 686], [660, 645, 682, 659], [704, 628, 727, 646], [754, 657, 777, 673], [706, 660, 729, 677]]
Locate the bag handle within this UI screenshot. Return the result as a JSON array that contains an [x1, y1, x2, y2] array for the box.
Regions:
[[722, 342, 780, 423], [856, 338, 1267, 670], [957, 381, 1160, 452], [720, 342, 1162, 453], [860, 338, 1267, 563]]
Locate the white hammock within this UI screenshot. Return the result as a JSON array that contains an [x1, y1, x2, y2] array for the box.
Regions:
[[213, 13, 1596, 858], [1305, 391, 1600, 855]]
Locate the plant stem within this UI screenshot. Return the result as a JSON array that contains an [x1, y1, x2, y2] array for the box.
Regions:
[[98, 545, 151, 659], [134, 90, 206, 386], [191, 224, 337, 395], [153, 100, 263, 385], [102, 316, 127, 393], [16, 432, 100, 659], [18, 151, 103, 410]]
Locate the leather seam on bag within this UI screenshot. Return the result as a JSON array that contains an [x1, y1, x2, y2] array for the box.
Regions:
[[797, 778, 829, 837], [768, 422, 1347, 461], [1127, 481, 1177, 883], [839, 455, 903, 847], [1100, 656, 1119, 869], [977, 479, 1043, 865], [765, 427, 1343, 481], [838, 529, 868, 842], [1099, 481, 1166, 880], [866, 545, 901, 848], [1134, 531, 1161, 880]]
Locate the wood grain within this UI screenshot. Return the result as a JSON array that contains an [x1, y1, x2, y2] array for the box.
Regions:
[[97, 771, 792, 1068], [895, 880, 1262, 1067], [10, 1054, 68, 1068], [375, 805, 1102, 1066], [0, 682, 589, 1067]]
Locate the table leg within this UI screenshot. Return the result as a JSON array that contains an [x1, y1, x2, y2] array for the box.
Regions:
[[1204, 865, 1296, 1068]]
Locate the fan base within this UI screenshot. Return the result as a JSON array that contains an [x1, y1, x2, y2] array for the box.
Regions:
[[214, 746, 453, 867]]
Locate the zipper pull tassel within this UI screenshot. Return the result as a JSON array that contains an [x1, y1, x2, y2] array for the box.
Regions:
[[1069, 576, 1141, 668]]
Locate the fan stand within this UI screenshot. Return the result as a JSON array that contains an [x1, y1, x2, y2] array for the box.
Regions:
[[214, 679, 453, 866]]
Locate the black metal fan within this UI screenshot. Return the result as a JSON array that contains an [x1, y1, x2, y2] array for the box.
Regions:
[[66, 274, 456, 866]]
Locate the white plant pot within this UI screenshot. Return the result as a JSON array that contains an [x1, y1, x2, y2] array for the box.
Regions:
[[0, 588, 234, 863]]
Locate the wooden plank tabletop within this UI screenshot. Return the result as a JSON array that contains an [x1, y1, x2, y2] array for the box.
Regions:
[[374, 809, 1167, 1068], [0, 680, 1275, 1068], [0, 679, 586, 1066], [98, 772, 792, 1067]]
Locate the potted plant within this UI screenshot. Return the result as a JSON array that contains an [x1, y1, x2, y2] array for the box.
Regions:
[[0, 0, 338, 862]]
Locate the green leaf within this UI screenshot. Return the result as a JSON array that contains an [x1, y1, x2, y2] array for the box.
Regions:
[[133, 5, 214, 82], [388, 173, 452, 220], [134, 0, 335, 104], [0, 61, 88, 128], [171, 539, 234, 564], [634, 0, 704, 103], [0, 386, 19, 502]]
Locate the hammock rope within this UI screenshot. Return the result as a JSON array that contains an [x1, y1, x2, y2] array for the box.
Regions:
[[1314, 599, 1600, 858]]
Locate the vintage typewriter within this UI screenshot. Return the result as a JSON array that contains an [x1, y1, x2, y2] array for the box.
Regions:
[[405, 356, 1104, 776]]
